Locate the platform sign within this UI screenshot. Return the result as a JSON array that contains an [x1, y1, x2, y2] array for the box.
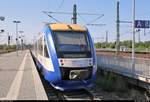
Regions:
[[135, 20, 150, 28]]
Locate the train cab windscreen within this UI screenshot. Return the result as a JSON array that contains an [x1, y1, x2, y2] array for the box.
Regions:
[[52, 31, 91, 58]]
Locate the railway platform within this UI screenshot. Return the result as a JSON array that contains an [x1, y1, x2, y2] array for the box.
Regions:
[[0, 50, 48, 100]]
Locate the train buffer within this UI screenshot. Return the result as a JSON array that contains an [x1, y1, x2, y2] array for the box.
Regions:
[[0, 50, 48, 100]]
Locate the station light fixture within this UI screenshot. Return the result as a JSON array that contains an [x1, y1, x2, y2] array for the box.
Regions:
[[0, 16, 5, 21]]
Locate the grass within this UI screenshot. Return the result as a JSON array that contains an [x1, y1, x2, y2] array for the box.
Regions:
[[120, 47, 150, 52], [95, 68, 128, 92], [94, 67, 150, 101]]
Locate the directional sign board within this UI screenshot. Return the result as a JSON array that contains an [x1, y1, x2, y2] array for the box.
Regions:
[[135, 20, 150, 28]]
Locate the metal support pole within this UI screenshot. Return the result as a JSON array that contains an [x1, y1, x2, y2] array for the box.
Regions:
[[106, 31, 108, 44], [105, 31, 108, 48], [116, 0, 120, 55], [13, 20, 21, 56], [72, 4, 77, 24], [132, 0, 135, 75], [21, 39, 23, 51], [144, 28, 146, 36], [8, 33, 10, 45], [138, 31, 140, 43], [19, 31, 24, 51], [16, 23, 18, 56]]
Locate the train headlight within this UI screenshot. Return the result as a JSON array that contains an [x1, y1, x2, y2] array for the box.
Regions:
[[61, 62, 64, 66], [89, 59, 92, 66], [60, 59, 63, 62], [60, 59, 64, 66], [69, 70, 89, 80], [69, 71, 78, 79]]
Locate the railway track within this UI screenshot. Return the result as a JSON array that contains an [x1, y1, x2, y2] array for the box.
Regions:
[[38, 63, 150, 101], [62, 89, 95, 100], [125, 78, 150, 102], [31, 51, 149, 101], [38, 67, 98, 100], [32, 55, 99, 100]]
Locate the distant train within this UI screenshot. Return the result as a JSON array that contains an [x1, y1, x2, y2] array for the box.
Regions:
[[31, 23, 97, 91]]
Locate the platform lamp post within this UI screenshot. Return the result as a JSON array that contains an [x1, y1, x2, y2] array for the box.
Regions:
[[0, 16, 5, 55], [19, 31, 24, 51], [0, 16, 5, 33], [13, 20, 21, 56], [0, 16, 5, 21]]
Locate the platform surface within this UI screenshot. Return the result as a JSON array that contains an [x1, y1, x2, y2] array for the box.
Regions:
[[0, 50, 48, 100]]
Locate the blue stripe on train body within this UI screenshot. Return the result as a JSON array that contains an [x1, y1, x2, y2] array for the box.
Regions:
[[42, 25, 61, 84], [87, 29, 97, 80]]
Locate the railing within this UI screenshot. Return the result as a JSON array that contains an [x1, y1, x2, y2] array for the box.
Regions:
[[97, 55, 150, 80]]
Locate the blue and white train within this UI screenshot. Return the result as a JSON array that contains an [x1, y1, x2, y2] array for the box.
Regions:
[[31, 23, 97, 91]]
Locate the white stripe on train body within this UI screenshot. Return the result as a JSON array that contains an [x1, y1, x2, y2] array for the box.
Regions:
[[58, 58, 93, 68], [37, 53, 54, 71], [32, 52, 54, 72]]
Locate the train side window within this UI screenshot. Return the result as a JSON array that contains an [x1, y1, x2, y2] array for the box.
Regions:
[[44, 38, 49, 58], [36, 42, 37, 51], [38, 37, 43, 55], [34, 42, 36, 51]]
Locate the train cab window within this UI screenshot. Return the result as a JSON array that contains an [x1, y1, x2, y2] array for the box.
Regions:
[[44, 38, 49, 58], [54, 31, 90, 52], [52, 31, 92, 58]]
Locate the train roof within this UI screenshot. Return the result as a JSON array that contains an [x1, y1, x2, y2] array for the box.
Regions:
[[49, 23, 87, 32]]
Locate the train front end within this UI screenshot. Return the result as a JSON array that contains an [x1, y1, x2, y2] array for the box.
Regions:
[[44, 23, 97, 91]]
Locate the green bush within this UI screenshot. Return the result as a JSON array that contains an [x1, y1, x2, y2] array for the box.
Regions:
[[94, 40, 150, 52], [95, 69, 128, 92]]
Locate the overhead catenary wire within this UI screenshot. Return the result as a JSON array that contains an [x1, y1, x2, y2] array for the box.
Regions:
[[43, 11, 62, 23], [86, 23, 106, 27], [55, 0, 65, 12], [47, 11, 103, 16], [120, 21, 132, 24], [120, 30, 132, 37], [78, 13, 88, 24], [77, 13, 105, 27], [43, 11, 105, 26], [87, 14, 104, 24]]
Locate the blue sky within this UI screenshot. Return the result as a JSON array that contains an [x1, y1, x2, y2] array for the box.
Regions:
[[0, 0, 150, 44]]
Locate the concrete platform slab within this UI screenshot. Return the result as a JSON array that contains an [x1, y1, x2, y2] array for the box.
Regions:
[[0, 50, 48, 100]]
